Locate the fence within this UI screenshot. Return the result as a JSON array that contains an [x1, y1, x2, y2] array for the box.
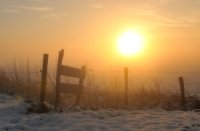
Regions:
[[86, 68, 200, 107], [2, 50, 200, 109]]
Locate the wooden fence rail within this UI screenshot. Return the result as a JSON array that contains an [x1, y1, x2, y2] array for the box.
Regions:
[[55, 49, 86, 111]]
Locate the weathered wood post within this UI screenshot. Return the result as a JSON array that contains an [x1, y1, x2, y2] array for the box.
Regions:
[[124, 67, 128, 105], [55, 49, 64, 112], [40, 54, 49, 103], [38, 54, 50, 113], [178, 76, 186, 107]]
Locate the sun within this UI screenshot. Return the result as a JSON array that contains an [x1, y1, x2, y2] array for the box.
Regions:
[[117, 31, 144, 56]]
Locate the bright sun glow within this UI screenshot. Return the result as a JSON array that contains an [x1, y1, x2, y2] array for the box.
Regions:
[[117, 31, 144, 56]]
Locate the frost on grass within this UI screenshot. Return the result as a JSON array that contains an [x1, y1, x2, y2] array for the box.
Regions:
[[1, 93, 200, 131]]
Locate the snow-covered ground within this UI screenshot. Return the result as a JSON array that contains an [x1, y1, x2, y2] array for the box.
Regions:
[[1, 93, 200, 131]]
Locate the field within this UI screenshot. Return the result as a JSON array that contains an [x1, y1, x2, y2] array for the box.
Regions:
[[1, 93, 200, 131], [1, 64, 200, 109], [1, 64, 200, 130]]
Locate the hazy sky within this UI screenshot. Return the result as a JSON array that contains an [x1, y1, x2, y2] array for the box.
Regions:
[[0, 0, 200, 71]]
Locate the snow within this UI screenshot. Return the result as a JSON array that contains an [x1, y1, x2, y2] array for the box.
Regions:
[[1, 93, 200, 131]]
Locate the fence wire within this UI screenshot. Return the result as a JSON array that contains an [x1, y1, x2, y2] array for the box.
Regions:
[[86, 67, 200, 95]]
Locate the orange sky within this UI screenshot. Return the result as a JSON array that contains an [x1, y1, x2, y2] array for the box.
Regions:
[[0, 0, 200, 71]]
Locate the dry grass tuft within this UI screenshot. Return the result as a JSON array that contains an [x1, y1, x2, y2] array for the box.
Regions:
[[0, 64, 200, 111]]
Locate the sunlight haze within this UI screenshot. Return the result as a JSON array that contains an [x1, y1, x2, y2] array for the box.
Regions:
[[0, 0, 200, 71]]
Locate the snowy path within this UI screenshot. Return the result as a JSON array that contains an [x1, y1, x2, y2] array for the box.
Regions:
[[0, 94, 200, 131]]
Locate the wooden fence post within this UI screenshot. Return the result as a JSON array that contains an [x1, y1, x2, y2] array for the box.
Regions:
[[178, 76, 186, 107], [124, 67, 128, 105], [55, 49, 64, 111], [40, 54, 49, 103]]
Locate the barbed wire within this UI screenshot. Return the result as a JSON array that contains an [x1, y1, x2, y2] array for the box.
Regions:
[[5, 71, 41, 74], [2, 67, 200, 76], [87, 68, 200, 74]]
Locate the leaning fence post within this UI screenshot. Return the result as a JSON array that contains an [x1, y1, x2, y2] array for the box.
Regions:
[[55, 50, 64, 112], [124, 67, 128, 105], [40, 54, 49, 103], [178, 76, 186, 107]]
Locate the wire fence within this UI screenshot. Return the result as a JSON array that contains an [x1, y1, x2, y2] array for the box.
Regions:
[[1, 65, 200, 96], [86, 67, 200, 95]]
